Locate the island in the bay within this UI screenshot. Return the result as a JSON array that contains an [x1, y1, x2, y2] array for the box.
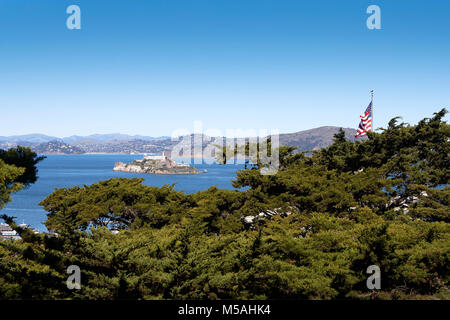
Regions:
[[113, 153, 201, 174]]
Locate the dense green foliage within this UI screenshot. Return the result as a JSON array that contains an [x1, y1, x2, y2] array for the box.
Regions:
[[0, 110, 448, 299], [0, 146, 44, 209], [0, 159, 24, 210], [0, 146, 45, 186]]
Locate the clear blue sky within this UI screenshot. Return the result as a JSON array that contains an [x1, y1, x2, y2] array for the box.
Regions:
[[1, 0, 449, 137]]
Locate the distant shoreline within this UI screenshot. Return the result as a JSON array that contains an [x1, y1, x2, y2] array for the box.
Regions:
[[36, 153, 251, 165], [39, 153, 228, 160]]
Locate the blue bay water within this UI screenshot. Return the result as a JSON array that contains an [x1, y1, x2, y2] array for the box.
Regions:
[[2, 154, 245, 232]]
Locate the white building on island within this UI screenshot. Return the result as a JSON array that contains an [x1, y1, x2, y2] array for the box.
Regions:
[[144, 154, 167, 161], [143, 152, 171, 161]]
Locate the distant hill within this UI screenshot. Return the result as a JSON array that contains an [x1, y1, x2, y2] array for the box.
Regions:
[[0, 134, 60, 144], [0, 127, 361, 154], [0, 133, 170, 144], [32, 141, 85, 155], [278, 126, 358, 152], [62, 134, 170, 143]]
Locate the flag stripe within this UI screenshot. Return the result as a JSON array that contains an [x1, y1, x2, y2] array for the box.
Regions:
[[355, 102, 372, 138]]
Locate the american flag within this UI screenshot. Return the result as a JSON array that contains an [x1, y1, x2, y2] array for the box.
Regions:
[[355, 102, 373, 138]]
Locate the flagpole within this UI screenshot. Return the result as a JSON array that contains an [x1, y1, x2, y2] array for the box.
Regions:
[[370, 90, 374, 132]]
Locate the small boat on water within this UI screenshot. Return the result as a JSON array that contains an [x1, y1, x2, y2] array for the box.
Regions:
[[0, 223, 20, 240], [0, 222, 40, 240]]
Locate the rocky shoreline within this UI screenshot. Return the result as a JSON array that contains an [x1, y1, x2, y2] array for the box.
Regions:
[[113, 156, 201, 175]]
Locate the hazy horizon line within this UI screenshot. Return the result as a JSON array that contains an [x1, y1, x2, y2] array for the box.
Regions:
[[0, 125, 359, 140]]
